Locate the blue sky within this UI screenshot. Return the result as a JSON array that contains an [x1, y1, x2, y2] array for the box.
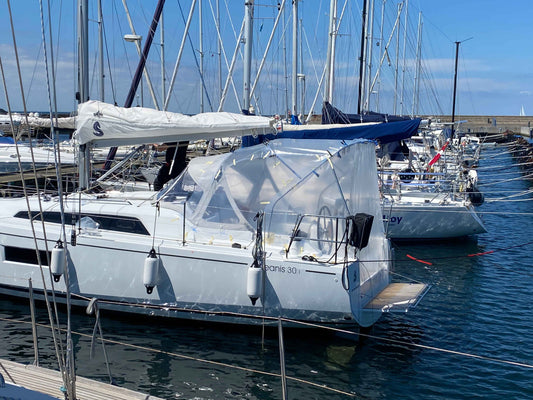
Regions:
[[0, 0, 532, 117]]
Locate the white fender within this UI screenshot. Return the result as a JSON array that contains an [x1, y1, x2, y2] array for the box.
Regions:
[[246, 267, 262, 305], [143, 249, 160, 294], [50, 241, 66, 283]]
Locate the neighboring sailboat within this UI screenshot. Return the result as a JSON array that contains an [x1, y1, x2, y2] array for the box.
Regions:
[[382, 192, 486, 240], [0, 113, 77, 175], [0, 139, 76, 173], [318, 2, 485, 240]]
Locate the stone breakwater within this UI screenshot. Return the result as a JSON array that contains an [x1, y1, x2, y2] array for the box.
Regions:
[[421, 115, 533, 136]]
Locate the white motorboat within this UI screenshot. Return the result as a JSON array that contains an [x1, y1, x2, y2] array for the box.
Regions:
[[0, 101, 427, 328]]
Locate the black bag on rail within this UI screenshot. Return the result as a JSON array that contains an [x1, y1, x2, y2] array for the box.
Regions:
[[346, 213, 374, 251]]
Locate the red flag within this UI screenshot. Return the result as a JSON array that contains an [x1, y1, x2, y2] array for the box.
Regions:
[[427, 139, 450, 168]]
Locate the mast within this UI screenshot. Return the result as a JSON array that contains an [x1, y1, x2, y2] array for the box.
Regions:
[[282, 3, 289, 119], [216, 0, 222, 105], [298, 17, 305, 117], [98, 0, 104, 101], [393, 1, 400, 114], [399, 0, 408, 115], [291, 0, 298, 118], [243, 0, 254, 114], [328, 0, 338, 102], [375, 0, 385, 112], [411, 11, 422, 117], [357, 0, 368, 115], [199, 0, 204, 113], [364, 0, 375, 112], [77, 0, 89, 103], [451, 38, 472, 137], [451, 41, 459, 139], [161, 12, 165, 106], [324, 0, 337, 104], [77, 0, 90, 190]]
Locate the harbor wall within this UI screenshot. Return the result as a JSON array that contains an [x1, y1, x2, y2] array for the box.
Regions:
[[421, 115, 533, 138]]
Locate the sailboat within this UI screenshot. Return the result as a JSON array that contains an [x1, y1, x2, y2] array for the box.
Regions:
[[0, 112, 77, 175], [0, 100, 428, 328], [321, 1, 486, 240], [0, 0, 429, 332]]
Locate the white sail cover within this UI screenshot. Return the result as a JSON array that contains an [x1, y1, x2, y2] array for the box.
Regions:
[[0, 114, 76, 129], [75, 101, 274, 147]]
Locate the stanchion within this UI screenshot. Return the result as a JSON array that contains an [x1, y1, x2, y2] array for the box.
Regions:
[[278, 318, 287, 400], [28, 278, 39, 366]]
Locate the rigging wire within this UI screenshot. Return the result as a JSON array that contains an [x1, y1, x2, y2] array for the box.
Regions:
[[38, 0, 77, 397], [2, 0, 71, 395], [102, 17, 118, 105], [477, 172, 533, 187], [221, 0, 243, 110], [0, 316, 361, 397], [176, 0, 214, 112], [114, 1, 136, 102], [41, 1, 79, 391]]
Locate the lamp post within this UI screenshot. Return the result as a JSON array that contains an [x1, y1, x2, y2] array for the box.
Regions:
[[124, 34, 144, 106]]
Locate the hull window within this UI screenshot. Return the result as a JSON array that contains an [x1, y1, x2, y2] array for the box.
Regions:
[[5, 246, 50, 266], [14, 211, 150, 235]]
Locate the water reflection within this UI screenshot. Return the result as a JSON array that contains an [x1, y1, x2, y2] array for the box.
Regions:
[[0, 148, 532, 399]]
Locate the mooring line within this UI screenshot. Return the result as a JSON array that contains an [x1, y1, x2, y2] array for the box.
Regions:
[[397, 239, 533, 264], [477, 173, 533, 187], [1, 304, 532, 380], [0, 317, 359, 398]]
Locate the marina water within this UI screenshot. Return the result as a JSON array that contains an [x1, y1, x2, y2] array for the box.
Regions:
[[0, 143, 531, 399]]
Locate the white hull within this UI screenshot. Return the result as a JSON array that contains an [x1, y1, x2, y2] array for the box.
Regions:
[[0, 143, 76, 172], [0, 196, 385, 327], [383, 201, 486, 239], [0, 138, 428, 327]]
